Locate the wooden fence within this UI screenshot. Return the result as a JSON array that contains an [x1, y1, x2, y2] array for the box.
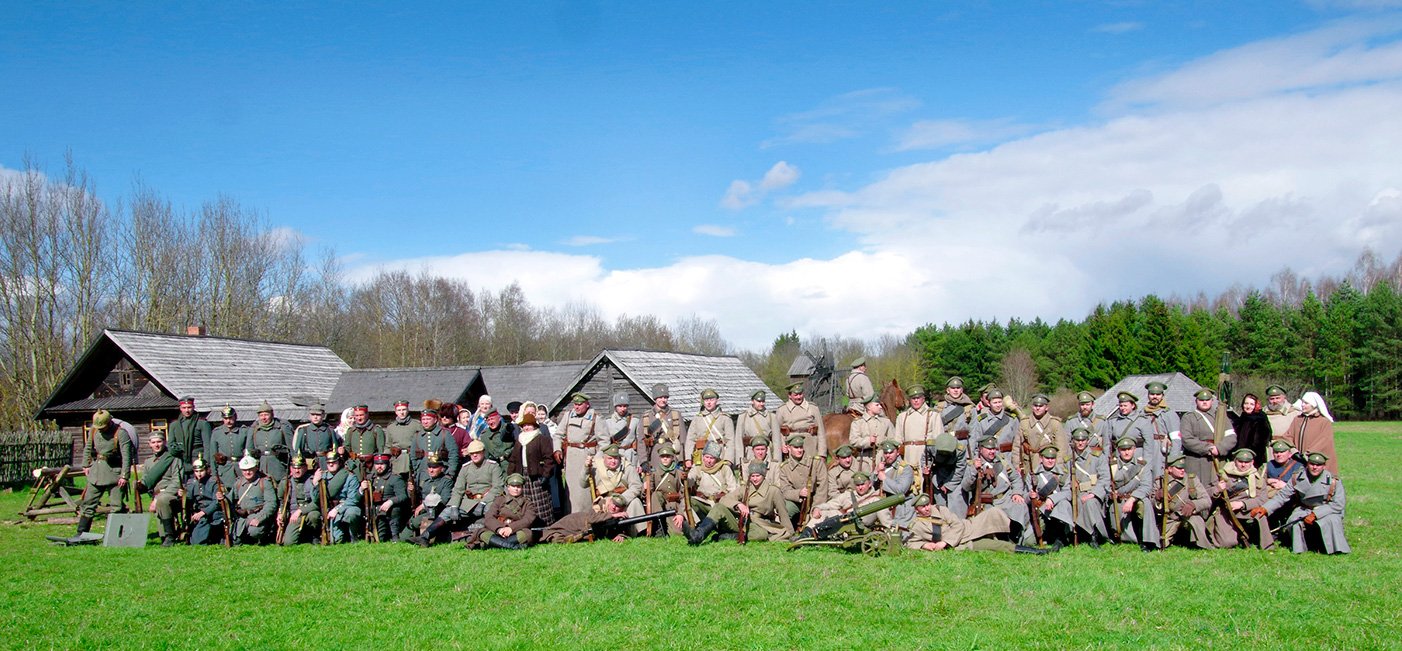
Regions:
[[0, 430, 70, 484]]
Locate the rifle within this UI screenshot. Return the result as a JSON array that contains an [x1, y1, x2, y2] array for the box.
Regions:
[[679, 466, 696, 528], [586, 457, 599, 509], [1213, 461, 1251, 547], [1070, 461, 1081, 546], [642, 473, 655, 537], [1021, 440, 1043, 546], [967, 463, 985, 518], [213, 471, 234, 547], [130, 465, 144, 513], [177, 488, 189, 543], [317, 472, 331, 545], [275, 476, 293, 544], [1159, 472, 1170, 550], [530, 509, 677, 535], [359, 463, 380, 543], [797, 463, 817, 525], [1107, 465, 1124, 543], [737, 480, 753, 545]]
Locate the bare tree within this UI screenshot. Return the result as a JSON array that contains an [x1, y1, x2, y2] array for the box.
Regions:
[[999, 347, 1039, 406]]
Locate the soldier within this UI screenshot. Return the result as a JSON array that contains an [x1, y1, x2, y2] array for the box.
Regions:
[[641, 384, 685, 471], [684, 443, 738, 526], [558, 392, 603, 514], [1280, 392, 1338, 476], [904, 494, 1046, 553], [894, 384, 939, 471], [738, 390, 783, 466], [138, 432, 185, 546], [849, 395, 894, 474], [279, 457, 320, 546], [412, 403, 460, 487], [295, 404, 339, 471], [822, 445, 857, 503], [874, 439, 916, 529], [844, 357, 874, 410], [384, 399, 423, 486], [1064, 392, 1104, 451], [341, 404, 385, 473], [319, 451, 363, 544], [1210, 449, 1272, 549], [582, 445, 645, 527], [935, 376, 977, 452], [1179, 389, 1235, 488], [923, 417, 968, 515], [75, 409, 136, 536], [421, 439, 504, 545], [475, 473, 537, 550], [248, 402, 291, 483], [1106, 437, 1158, 549], [478, 409, 518, 466], [1100, 392, 1164, 478], [970, 388, 1019, 458], [685, 388, 738, 468], [539, 494, 633, 544], [603, 392, 645, 470], [1016, 394, 1066, 474], [747, 440, 781, 485], [777, 381, 828, 460], [166, 396, 209, 477], [1048, 429, 1109, 546], [364, 454, 409, 541], [1255, 451, 1349, 554], [207, 405, 248, 488], [231, 454, 276, 545], [691, 461, 793, 545], [183, 458, 226, 545], [802, 471, 884, 533], [1141, 381, 1182, 472], [1152, 454, 1213, 549], [1262, 439, 1305, 528], [962, 436, 1029, 542], [1262, 384, 1299, 441], [775, 434, 825, 526], [1026, 445, 1064, 546], [406, 453, 457, 545], [650, 445, 688, 536]]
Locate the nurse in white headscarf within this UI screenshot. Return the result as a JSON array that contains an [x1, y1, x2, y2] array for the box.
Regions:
[[1282, 391, 1338, 475]]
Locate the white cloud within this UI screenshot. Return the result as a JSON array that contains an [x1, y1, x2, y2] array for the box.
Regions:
[[762, 88, 919, 148], [896, 118, 1039, 150], [692, 224, 736, 237], [350, 20, 1402, 351], [563, 235, 623, 246], [1092, 21, 1144, 34], [722, 161, 802, 210]]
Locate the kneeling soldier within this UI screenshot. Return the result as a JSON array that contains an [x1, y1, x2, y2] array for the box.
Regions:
[[1210, 448, 1272, 549], [649, 445, 687, 536], [183, 458, 226, 545], [683, 443, 738, 537], [1151, 454, 1212, 549], [232, 454, 276, 545], [691, 461, 792, 545], [368, 454, 409, 541], [1106, 437, 1158, 549], [407, 453, 458, 546], [319, 452, 363, 544], [1255, 451, 1350, 554], [139, 432, 184, 546], [962, 436, 1029, 541], [475, 473, 537, 550], [280, 457, 320, 545]]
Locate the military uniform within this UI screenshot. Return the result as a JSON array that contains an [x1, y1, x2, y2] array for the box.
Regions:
[[686, 457, 738, 517], [703, 473, 793, 542], [685, 398, 738, 468], [1100, 396, 1174, 478], [1048, 443, 1110, 543], [139, 444, 185, 545], [1261, 453, 1349, 554], [449, 455, 506, 525], [1064, 392, 1104, 451], [78, 414, 136, 528], [477, 476, 537, 548], [1179, 397, 1235, 488], [539, 503, 631, 544], [479, 418, 519, 465], [343, 420, 386, 473], [820, 448, 857, 503], [641, 392, 686, 471], [961, 439, 1029, 537], [383, 409, 424, 478], [248, 412, 292, 482], [1279, 412, 1339, 476], [893, 389, 939, 469], [1263, 390, 1300, 447], [279, 468, 321, 546], [844, 360, 874, 408], [1016, 401, 1066, 473], [583, 447, 645, 528], [557, 395, 604, 514], [934, 385, 977, 453], [183, 466, 227, 545], [646, 449, 687, 535], [923, 434, 968, 515], [970, 405, 1019, 459], [775, 444, 825, 524], [207, 413, 249, 488], [603, 397, 645, 469], [294, 419, 340, 471], [874, 442, 917, 529], [737, 398, 783, 466], [231, 463, 277, 545], [776, 389, 827, 460], [165, 401, 210, 476], [412, 421, 460, 486], [367, 458, 409, 541], [1209, 451, 1272, 549], [848, 410, 894, 474], [804, 477, 884, 530], [1105, 441, 1157, 546], [905, 502, 1016, 552], [1153, 456, 1213, 549], [321, 461, 363, 544]]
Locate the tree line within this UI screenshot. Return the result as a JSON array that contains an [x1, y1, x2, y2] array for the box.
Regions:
[[0, 156, 728, 428]]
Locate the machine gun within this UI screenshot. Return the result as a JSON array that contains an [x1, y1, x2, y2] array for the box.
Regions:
[[531, 510, 677, 539], [788, 493, 910, 557]]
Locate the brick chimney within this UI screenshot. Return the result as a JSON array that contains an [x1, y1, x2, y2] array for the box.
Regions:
[[185, 325, 207, 336]]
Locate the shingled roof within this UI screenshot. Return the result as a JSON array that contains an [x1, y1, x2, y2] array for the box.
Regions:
[[327, 367, 483, 414], [479, 361, 587, 408], [37, 329, 349, 422], [548, 349, 777, 415], [1092, 372, 1206, 416]]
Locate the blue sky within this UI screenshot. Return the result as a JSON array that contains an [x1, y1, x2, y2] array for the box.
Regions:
[[5, 2, 1402, 349]]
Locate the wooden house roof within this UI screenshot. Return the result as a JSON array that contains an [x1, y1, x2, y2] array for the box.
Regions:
[[327, 367, 483, 414], [478, 361, 587, 408], [549, 349, 777, 414], [1092, 372, 1206, 416]]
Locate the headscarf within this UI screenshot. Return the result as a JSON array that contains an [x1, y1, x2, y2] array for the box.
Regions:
[[1294, 391, 1334, 423]]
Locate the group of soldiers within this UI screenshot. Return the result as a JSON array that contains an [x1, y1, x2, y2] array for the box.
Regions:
[[67, 363, 1349, 555]]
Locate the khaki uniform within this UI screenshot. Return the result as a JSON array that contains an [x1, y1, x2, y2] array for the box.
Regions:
[[1016, 414, 1066, 471], [737, 407, 783, 465], [450, 459, 505, 520], [845, 370, 874, 406], [904, 505, 1014, 551], [777, 400, 827, 460], [1210, 465, 1272, 549], [557, 408, 604, 514], [821, 461, 856, 503], [804, 486, 884, 530], [709, 480, 793, 541], [685, 408, 739, 467], [584, 462, 645, 523], [686, 461, 738, 515], [848, 413, 894, 474], [894, 402, 940, 469], [1155, 473, 1213, 548], [539, 510, 628, 543], [775, 456, 826, 522], [603, 413, 644, 468], [641, 407, 685, 470]]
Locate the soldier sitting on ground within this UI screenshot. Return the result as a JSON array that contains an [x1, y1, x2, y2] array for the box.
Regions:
[[473, 473, 537, 550]]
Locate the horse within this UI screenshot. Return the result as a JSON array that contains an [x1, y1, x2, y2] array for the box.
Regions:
[[821, 379, 908, 456]]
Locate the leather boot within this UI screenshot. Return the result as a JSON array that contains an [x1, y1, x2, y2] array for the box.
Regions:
[[687, 517, 716, 546], [76, 516, 92, 535], [488, 533, 523, 550]]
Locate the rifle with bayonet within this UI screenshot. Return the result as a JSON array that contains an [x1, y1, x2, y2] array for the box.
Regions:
[[1210, 354, 1250, 546], [530, 509, 677, 537], [642, 472, 656, 536]]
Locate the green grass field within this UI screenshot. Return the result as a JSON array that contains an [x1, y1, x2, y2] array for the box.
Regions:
[[2, 423, 1399, 650]]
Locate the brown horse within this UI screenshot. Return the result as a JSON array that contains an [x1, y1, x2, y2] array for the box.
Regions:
[[821, 379, 907, 456]]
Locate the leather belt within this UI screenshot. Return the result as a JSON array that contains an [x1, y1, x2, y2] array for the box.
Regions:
[[566, 441, 598, 449]]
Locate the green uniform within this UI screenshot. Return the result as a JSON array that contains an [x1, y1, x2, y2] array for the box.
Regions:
[[248, 420, 291, 482], [368, 469, 409, 541], [139, 449, 184, 542], [232, 474, 277, 545], [207, 423, 249, 487], [165, 414, 210, 476], [79, 421, 136, 518], [383, 417, 424, 476]]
